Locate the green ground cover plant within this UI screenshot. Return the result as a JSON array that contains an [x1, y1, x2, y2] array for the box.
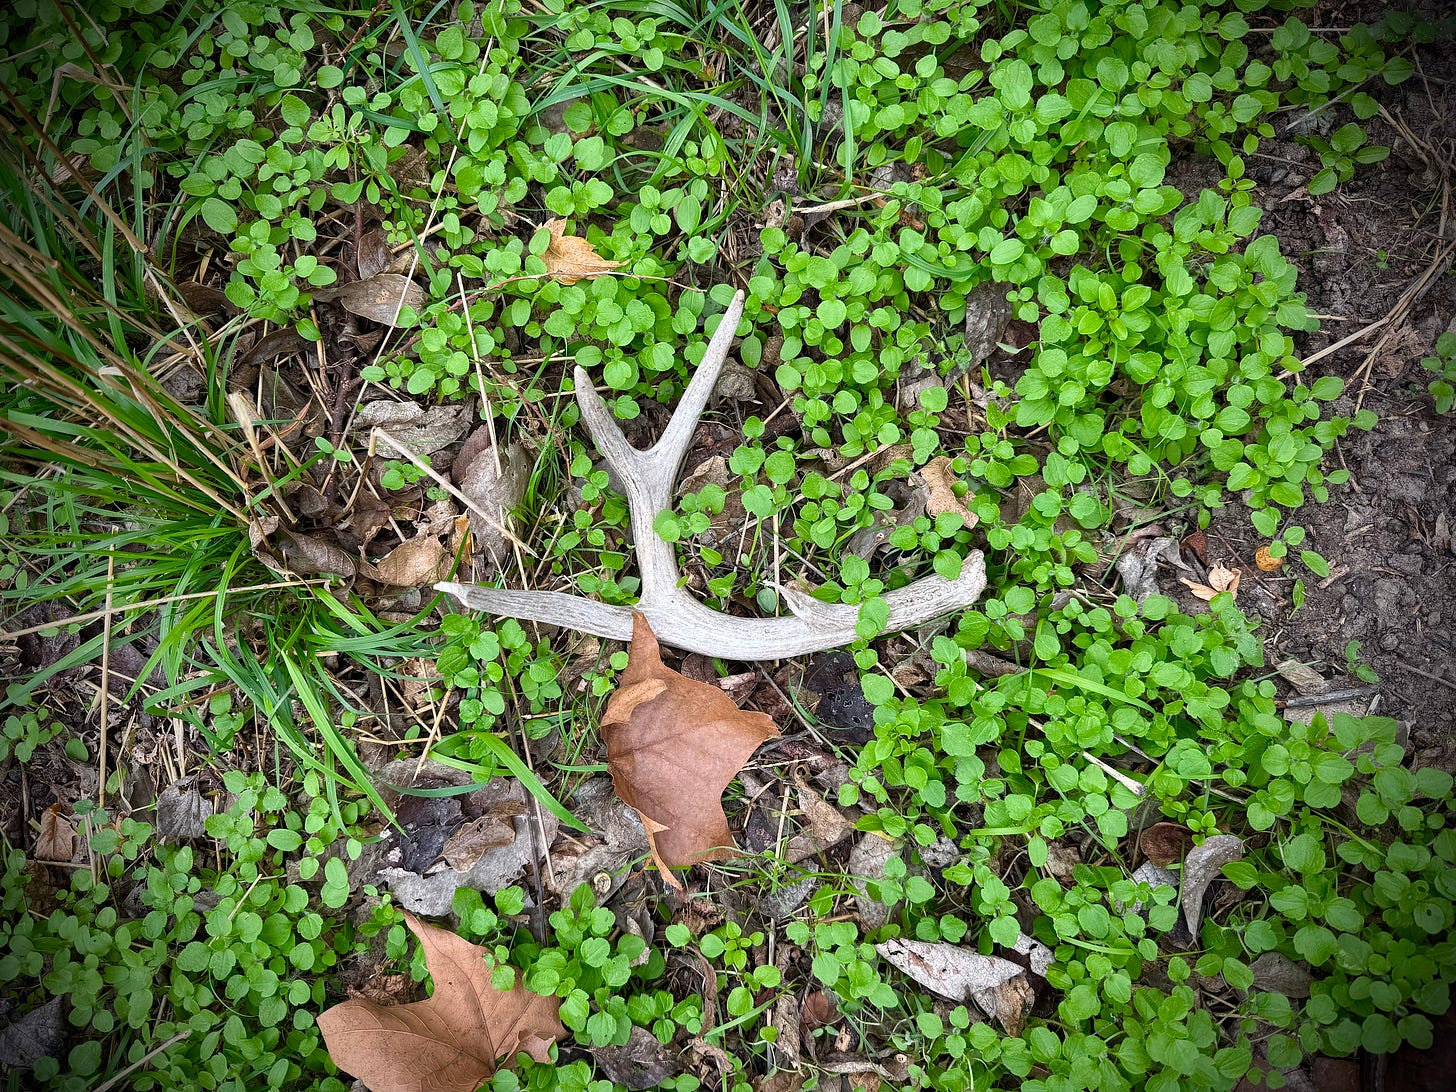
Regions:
[[1, 0, 1453, 1090]]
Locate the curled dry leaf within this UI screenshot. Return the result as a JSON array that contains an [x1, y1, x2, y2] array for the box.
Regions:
[[318, 911, 564, 1092], [918, 456, 978, 528], [35, 805, 74, 862], [1180, 833, 1245, 939], [875, 938, 1033, 1033], [542, 218, 621, 284], [602, 613, 779, 888], [313, 272, 425, 326], [442, 800, 527, 872], [1181, 563, 1241, 602]]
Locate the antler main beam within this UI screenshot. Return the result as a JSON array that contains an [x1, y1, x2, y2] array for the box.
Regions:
[[437, 289, 987, 659]]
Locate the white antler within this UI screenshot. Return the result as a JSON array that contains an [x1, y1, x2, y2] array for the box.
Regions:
[[437, 289, 986, 658]]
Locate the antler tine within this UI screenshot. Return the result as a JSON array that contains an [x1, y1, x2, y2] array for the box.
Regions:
[[437, 285, 988, 659], [649, 289, 746, 484]]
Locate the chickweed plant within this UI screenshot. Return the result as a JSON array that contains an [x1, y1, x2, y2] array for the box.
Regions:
[[1, 1, 1452, 1090]]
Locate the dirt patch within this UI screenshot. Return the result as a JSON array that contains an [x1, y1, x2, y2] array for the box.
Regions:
[[1208, 51, 1456, 764]]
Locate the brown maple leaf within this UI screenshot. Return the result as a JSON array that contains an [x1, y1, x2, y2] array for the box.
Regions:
[[603, 613, 779, 888], [1180, 563, 1241, 601], [318, 912, 564, 1092], [542, 218, 622, 284]]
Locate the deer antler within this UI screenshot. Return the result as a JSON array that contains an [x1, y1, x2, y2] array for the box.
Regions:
[[437, 289, 987, 658]]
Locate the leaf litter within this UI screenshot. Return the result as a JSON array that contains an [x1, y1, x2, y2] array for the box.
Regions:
[[318, 912, 564, 1092], [601, 612, 778, 888]]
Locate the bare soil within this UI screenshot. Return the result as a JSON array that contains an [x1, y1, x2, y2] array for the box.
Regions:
[[1205, 54, 1456, 769]]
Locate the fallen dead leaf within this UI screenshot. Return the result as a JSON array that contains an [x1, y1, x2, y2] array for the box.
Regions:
[[1180, 833, 1245, 939], [602, 613, 779, 888], [1181, 563, 1241, 602], [876, 938, 1033, 1033], [365, 532, 450, 587], [1249, 952, 1314, 998], [456, 439, 529, 569], [156, 775, 214, 841], [318, 911, 564, 1092], [442, 801, 526, 872], [1138, 822, 1194, 867], [918, 456, 978, 528], [34, 805, 74, 862], [962, 280, 1014, 368], [356, 402, 471, 458], [1255, 545, 1284, 571], [542, 219, 621, 284], [591, 1025, 680, 1089], [846, 832, 898, 929], [356, 227, 394, 280], [0, 996, 65, 1069], [313, 273, 424, 326]]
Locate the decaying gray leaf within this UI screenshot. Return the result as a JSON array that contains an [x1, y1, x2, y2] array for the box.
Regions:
[[962, 281, 1014, 368], [1180, 833, 1244, 939], [1275, 659, 1328, 696], [457, 440, 529, 569], [249, 517, 356, 580], [312, 272, 424, 326], [0, 996, 65, 1069], [876, 938, 1033, 1032], [1120, 861, 1179, 921], [1010, 931, 1054, 978], [157, 776, 213, 841], [762, 876, 821, 920], [356, 227, 394, 280], [377, 778, 556, 916], [276, 531, 357, 580], [592, 1025, 680, 1089], [442, 803, 526, 872], [783, 774, 856, 864], [356, 402, 471, 458], [1249, 952, 1313, 998], [847, 833, 898, 930], [1115, 536, 1182, 601]]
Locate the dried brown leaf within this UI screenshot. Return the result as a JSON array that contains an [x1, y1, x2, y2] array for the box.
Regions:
[[918, 457, 977, 528], [1138, 822, 1193, 867], [542, 219, 622, 284], [1180, 564, 1241, 602], [602, 613, 779, 887], [318, 912, 564, 1092], [366, 533, 449, 587], [442, 805, 525, 873], [313, 273, 424, 326], [357, 228, 394, 280], [35, 805, 74, 862]]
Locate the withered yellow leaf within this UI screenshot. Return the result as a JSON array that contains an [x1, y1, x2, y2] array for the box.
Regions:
[[542, 219, 622, 284]]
